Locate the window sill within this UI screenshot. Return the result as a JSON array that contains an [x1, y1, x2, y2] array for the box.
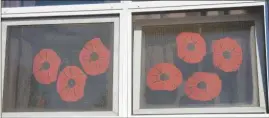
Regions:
[[2, 111, 118, 118], [133, 107, 266, 115], [130, 114, 269, 118]]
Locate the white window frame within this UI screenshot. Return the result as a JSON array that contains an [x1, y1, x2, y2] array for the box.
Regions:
[[132, 13, 266, 115], [133, 12, 266, 114], [0, 1, 268, 117], [1, 17, 120, 118]]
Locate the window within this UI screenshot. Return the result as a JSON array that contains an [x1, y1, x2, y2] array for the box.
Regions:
[[133, 8, 267, 114], [1, 0, 120, 7], [1, 17, 119, 116], [1, 1, 268, 117]]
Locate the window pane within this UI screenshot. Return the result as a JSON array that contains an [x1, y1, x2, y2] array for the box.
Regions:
[[137, 21, 262, 109], [3, 22, 114, 112], [2, 0, 120, 8]]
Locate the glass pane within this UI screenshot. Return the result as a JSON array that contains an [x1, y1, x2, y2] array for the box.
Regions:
[[3, 22, 114, 112], [2, 0, 120, 8], [138, 21, 262, 109]]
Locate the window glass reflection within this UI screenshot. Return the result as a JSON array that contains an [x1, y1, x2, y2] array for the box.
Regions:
[[2, 0, 120, 7]]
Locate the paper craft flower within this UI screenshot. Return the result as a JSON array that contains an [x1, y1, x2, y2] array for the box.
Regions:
[[185, 72, 222, 101], [33, 49, 61, 84], [57, 66, 87, 102], [147, 63, 183, 91], [176, 32, 206, 64], [79, 37, 110, 76], [212, 37, 243, 72]]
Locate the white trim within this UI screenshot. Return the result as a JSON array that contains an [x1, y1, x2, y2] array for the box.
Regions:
[[1, 10, 121, 18], [254, 18, 267, 109], [1, 22, 7, 118], [1, 3, 123, 18], [113, 16, 120, 114], [2, 111, 117, 118], [1, 17, 120, 117], [130, 114, 269, 118], [133, 107, 265, 115], [118, 2, 132, 116], [2, 3, 123, 14], [132, 25, 142, 112], [2, 17, 118, 26], [250, 26, 259, 106], [128, 1, 263, 9], [132, 13, 267, 115], [128, 1, 265, 13], [1, 1, 265, 18]]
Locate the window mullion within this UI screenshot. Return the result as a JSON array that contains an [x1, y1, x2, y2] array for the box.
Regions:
[[118, 4, 132, 117]]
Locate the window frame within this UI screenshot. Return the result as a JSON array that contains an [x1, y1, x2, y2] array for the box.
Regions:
[[0, 16, 120, 118], [133, 13, 267, 115], [1, 1, 262, 18]]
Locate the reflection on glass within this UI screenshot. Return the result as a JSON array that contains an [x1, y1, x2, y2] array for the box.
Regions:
[[2, 0, 120, 7], [3, 23, 114, 112], [140, 21, 261, 109]]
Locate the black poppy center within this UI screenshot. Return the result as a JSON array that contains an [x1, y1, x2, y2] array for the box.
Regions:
[[41, 62, 50, 70], [68, 79, 76, 88], [197, 81, 207, 89], [91, 52, 99, 61], [223, 51, 231, 59], [160, 73, 169, 81], [187, 43, 195, 51]]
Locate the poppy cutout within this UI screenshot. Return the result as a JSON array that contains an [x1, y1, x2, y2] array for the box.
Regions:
[[33, 49, 61, 84], [185, 72, 222, 101], [212, 37, 243, 72], [147, 63, 183, 91], [176, 32, 206, 64], [79, 37, 110, 76], [57, 66, 87, 102]]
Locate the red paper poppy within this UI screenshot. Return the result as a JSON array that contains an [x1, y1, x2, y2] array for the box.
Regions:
[[176, 32, 206, 64], [212, 37, 243, 72], [33, 49, 61, 84], [185, 72, 222, 101], [57, 66, 87, 102], [79, 37, 110, 76], [147, 63, 183, 91]]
